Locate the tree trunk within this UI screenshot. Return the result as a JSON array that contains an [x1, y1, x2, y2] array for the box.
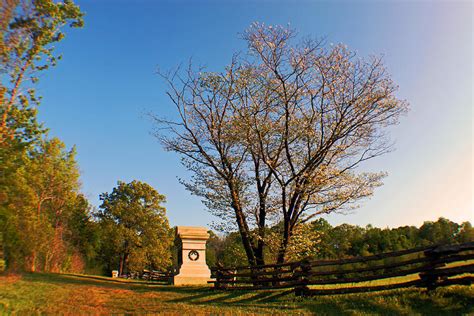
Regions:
[[277, 193, 303, 264], [276, 220, 291, 264], [230, 185, 257, 266], [255, 235, 265, 265], [122, 253, 129, 275], [30, 251, 36, 272], [119, 254, 124, 276], [1, 59, 31, 140], [119, 253, 128, 275], [234, 207, 257, 266], [254, 202, 267, 265]]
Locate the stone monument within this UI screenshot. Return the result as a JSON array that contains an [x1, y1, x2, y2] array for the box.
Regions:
[[174, 226, 212, 285]]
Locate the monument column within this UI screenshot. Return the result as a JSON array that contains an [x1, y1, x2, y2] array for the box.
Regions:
[[174, 226, 212, 285]]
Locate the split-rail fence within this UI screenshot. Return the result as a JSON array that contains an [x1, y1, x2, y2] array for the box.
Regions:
[[209, 242, 474, 296]]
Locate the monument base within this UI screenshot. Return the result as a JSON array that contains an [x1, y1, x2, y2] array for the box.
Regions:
[[174, 264, 212, 285], [174, 275, 212, 286]]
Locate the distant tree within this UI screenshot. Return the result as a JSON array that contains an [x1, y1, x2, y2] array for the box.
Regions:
[[96, 181, 173, 275], [457, 222, 474, 243], [206, 231, 248, 268], [391, 225, 419, 250], [207, 217, 472, 267], [153, 23, 407, 265], [418, 217, 466, 245], [64, 194, 100, 271], [307, 217, 472, 260], [205, 230, 221, 268]]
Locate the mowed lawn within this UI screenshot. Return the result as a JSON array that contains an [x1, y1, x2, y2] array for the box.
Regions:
[[0, 273, 473, 315]]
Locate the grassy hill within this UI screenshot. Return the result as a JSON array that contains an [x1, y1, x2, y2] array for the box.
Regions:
[[0, 273, 473, 315]]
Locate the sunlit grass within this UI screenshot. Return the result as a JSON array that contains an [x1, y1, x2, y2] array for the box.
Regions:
[[0, 272, 472, 315], [308, 258, 474, 290]]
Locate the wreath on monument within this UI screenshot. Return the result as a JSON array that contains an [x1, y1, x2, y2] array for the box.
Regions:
[[188, 250, 199, 261]]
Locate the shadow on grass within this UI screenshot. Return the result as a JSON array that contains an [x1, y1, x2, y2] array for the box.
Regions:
[[20, 273, 474, 315], [402, 287, 474, 315], [23, 273, 210, 295], [233, 290, 293, 304], [298, 288, 474, 316], [172, 291, 247, 304], [300, 292, 407, 316], [166, 288, 302, 312], [24, 273, 300, 309]]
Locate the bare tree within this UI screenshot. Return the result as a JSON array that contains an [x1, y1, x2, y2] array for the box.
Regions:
[[152, 23, 408, 266]]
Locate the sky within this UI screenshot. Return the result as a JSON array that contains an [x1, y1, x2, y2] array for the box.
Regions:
[[37, 0, 473, 229]]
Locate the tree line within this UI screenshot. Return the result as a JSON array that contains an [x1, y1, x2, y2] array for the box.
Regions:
[[206, 217, 474, 268]]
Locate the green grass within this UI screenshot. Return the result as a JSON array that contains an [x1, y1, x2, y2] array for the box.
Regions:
[[0, 273, 473, 315]]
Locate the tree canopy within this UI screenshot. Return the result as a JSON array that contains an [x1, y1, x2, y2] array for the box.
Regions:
[[96, 180, 173, 275], [2, 137, 93, 272], [154, 23, 408, 265]]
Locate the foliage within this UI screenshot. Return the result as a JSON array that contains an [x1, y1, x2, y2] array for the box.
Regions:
[[95, 180, 173, 275], [0, 0, 84, 183], [0, 0, 85, 272], [63, 194, 101, 272], [206, 231, 248, 268], [311, 217, 474, 260], [205, 230, 219, 267], [1, 138, 93, 272], [207, 217, 474, 266], [0, 0, 83, 145], [0, 3, 171, 275], [153, 23, 407, 266]]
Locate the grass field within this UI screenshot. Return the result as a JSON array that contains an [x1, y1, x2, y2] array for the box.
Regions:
[[0, 273, 473, 315]]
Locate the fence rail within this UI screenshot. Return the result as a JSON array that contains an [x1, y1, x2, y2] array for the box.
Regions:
[[120, 269, 175, 284], [210, 242, 474, 296]]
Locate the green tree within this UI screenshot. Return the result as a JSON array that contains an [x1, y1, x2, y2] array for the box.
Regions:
[[64, 194, 100, 272], [2, 138, 88, 272], [27, 138, 80, 272], [419, 218, 461, 245], [0, 0, 84, 271], [1, 0, 83, 143], [205, 230, 221, 268], [457, 222, 474, 243], [96, 181, 173, 275], [0, 0, 84, 187]]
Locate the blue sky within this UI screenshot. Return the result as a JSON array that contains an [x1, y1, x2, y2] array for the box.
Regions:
[[37, 0, 473, 229]]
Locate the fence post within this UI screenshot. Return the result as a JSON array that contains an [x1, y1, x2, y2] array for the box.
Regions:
[[213, 265, 225, 290], [250, 266, 257, 287], [272, 265, 281, 287], [420, 246, 447, 291], [294, 259, 311, 297], [215, 269, 221, 289], [168, 269, 174, 285]]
